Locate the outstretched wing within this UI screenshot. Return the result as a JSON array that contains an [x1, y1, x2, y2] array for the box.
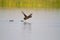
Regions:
[[28, 14, 32, 18], [21, 11, 27, 17]]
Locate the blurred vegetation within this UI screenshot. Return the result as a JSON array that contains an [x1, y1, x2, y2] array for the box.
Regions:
[[0, 0, 60, 9]]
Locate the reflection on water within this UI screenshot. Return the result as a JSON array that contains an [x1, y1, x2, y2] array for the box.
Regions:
[[0, 9, 60, 40], [22, 22, 31, 40], [9, 20, 14, 22]]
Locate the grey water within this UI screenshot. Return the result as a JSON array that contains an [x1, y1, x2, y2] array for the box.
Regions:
[[0, 9, 60, 40]]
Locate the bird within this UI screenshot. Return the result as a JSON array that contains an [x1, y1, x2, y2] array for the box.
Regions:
[[22, 11, 32, 20]]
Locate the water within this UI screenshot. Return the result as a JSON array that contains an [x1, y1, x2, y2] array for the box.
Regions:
[[0, 9, 60, 40]]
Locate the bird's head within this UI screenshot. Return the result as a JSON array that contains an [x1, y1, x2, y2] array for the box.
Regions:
[[24, 18, 27, 20]]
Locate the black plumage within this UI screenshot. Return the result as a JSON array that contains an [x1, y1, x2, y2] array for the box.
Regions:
[[22, 11, 32, 20]]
